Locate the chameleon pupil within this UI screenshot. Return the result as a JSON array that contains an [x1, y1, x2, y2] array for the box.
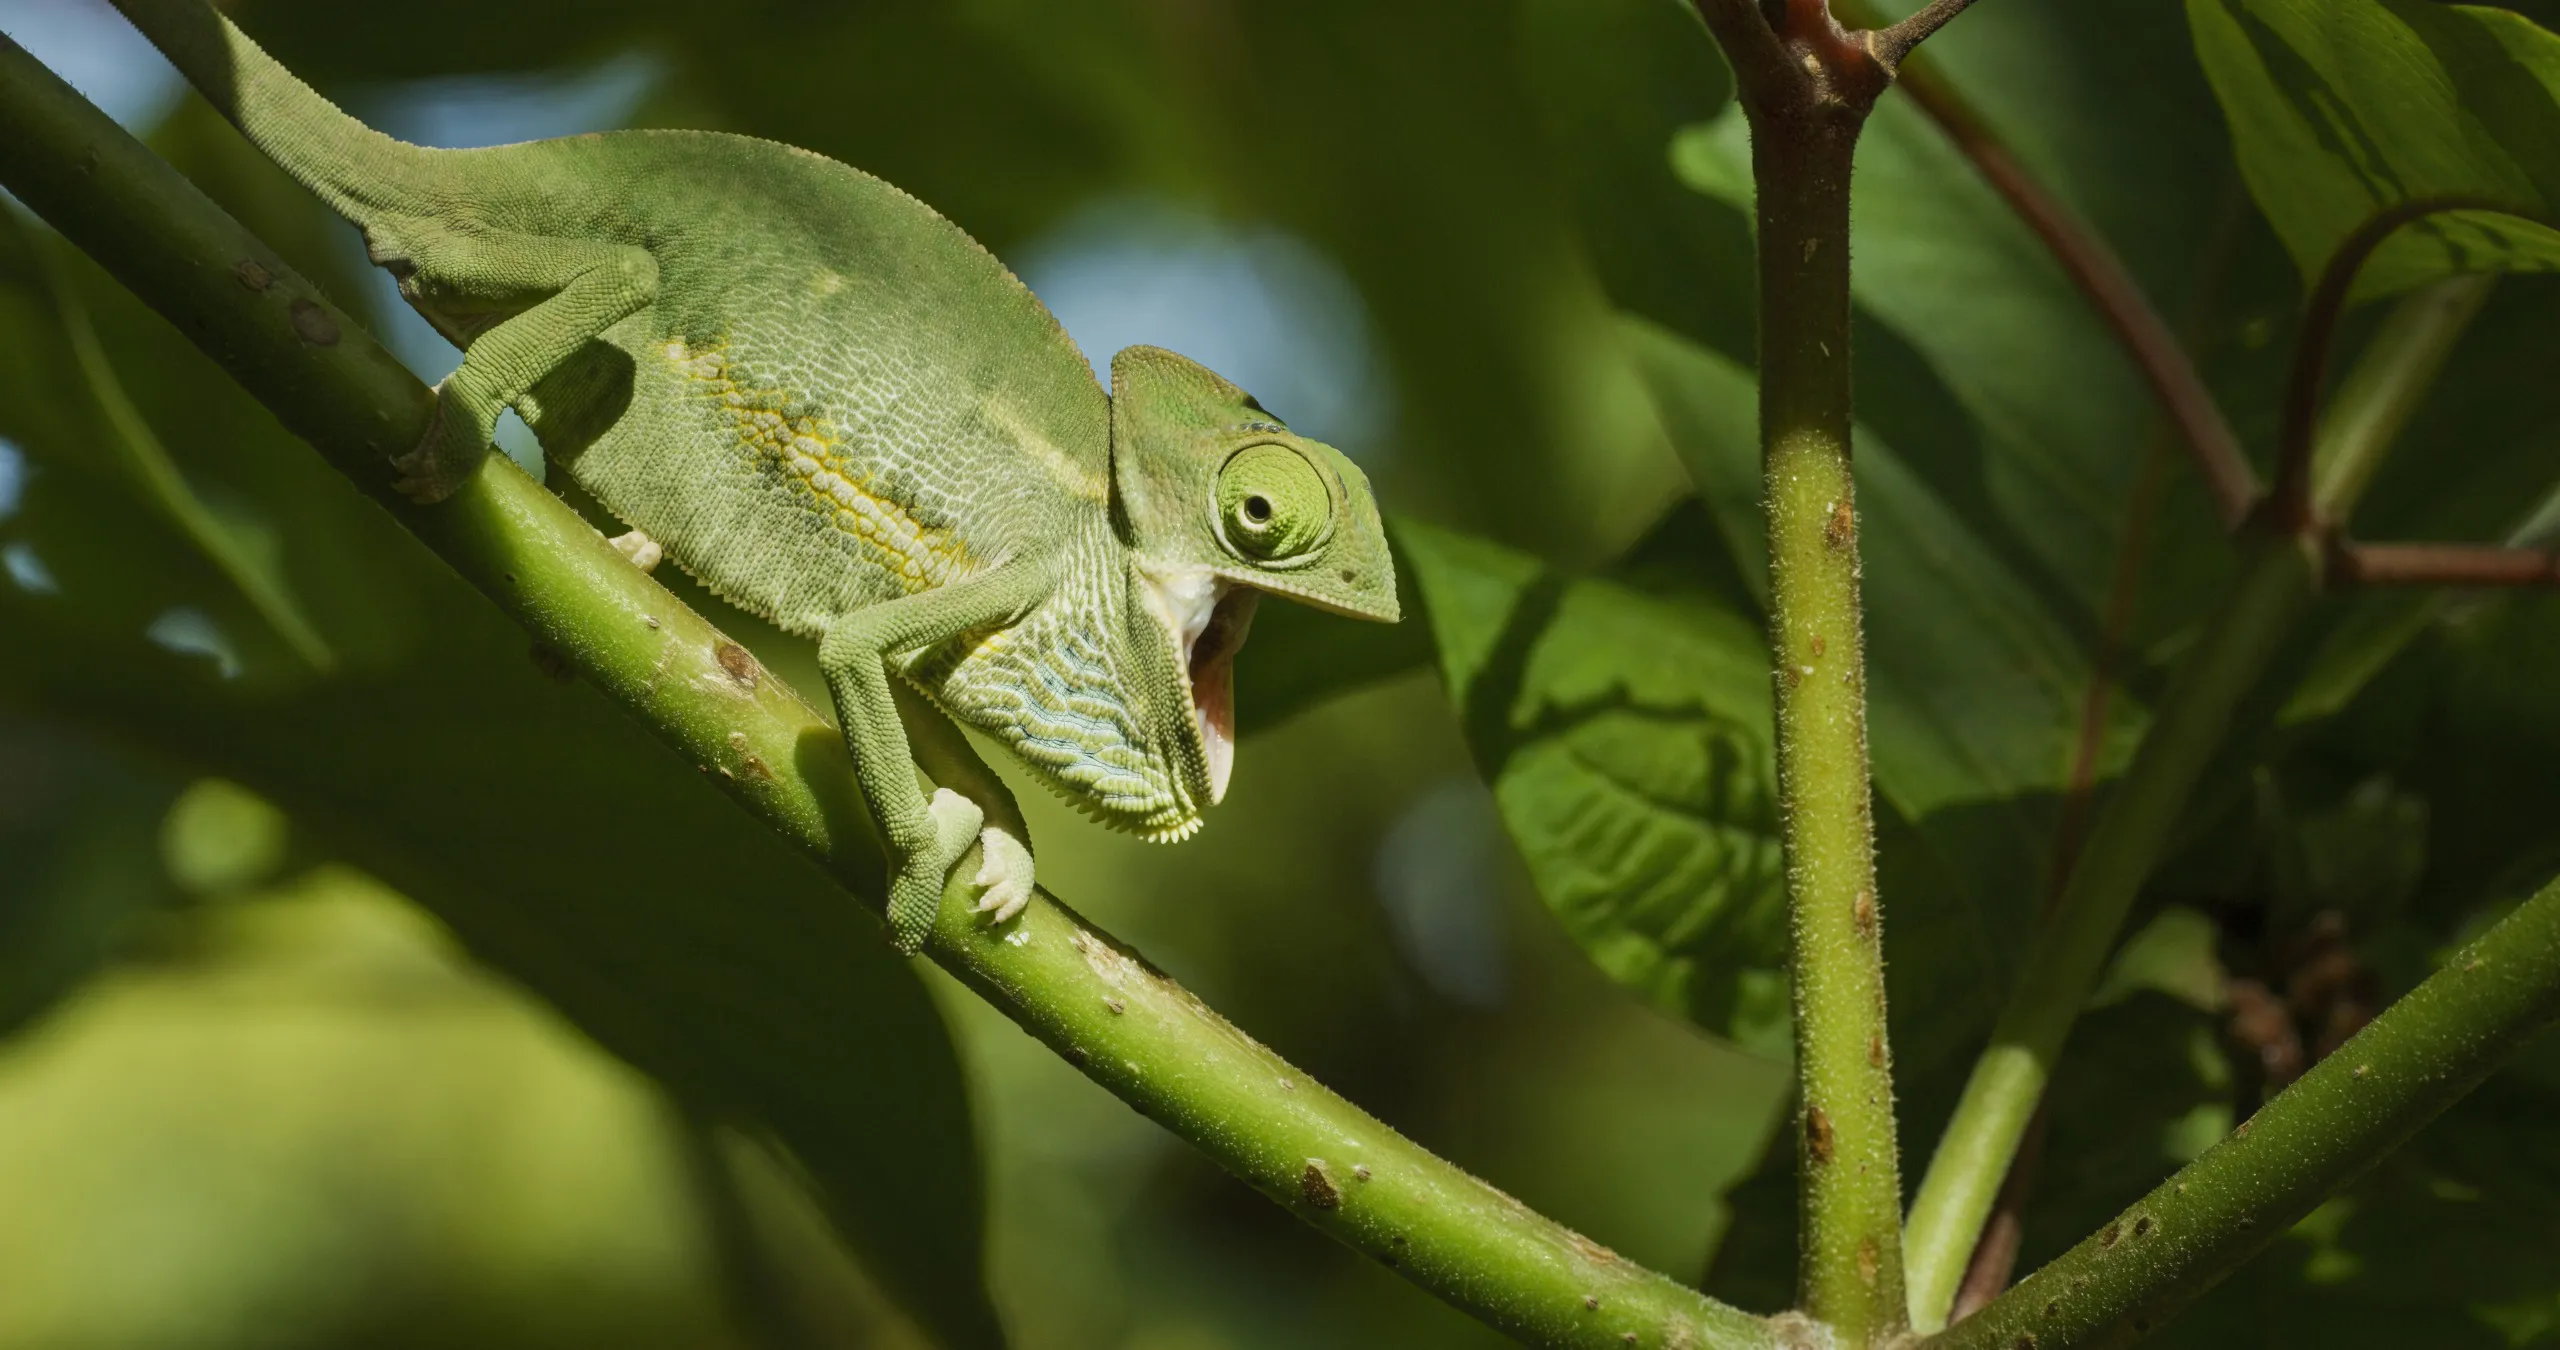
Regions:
[[1244, 495, 1272, 523]]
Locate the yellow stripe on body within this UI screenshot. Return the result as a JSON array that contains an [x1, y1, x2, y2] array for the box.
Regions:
[[665, 338, 969, 593]]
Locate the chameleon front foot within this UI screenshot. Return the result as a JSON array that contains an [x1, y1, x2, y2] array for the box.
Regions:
[[971, 825, 1035, 925], [390, 377, 495, 504], [884, 787, 986, 953]]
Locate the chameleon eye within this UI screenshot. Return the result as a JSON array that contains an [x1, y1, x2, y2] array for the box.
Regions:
[[1216, 444, 1333, 562]]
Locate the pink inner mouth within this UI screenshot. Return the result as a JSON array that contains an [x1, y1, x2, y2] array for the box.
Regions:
[[1187, 588, 1261, 805]]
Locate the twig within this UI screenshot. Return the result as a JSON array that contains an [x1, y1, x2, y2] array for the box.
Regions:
[[1867, 0, 1982, 74], [2333, 541, 2560, 588], [1948, 1102, 2047, 1322], [1925, 868, 2560, 1349], [1905, 202, 2513, 1334], [2303, 271, 2497, 528], [2267, 196, 2517, 534], [0, 34, 1779, 1350], [1886, 52, 2258, 529], [1899, 532, 2321, 1333]]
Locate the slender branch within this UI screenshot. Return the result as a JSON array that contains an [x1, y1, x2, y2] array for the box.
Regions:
[[1947, 1103, 2047, 1322], [2306, 273, 2496, 526], [1866, 0, 1981, 75], [2267, 196, 2519, 533], [2333, 541, 2560, 588], [0, 36, 1779, 1350], [1926, 868, 2560, 1350], [1872, 33, 2258, 529], [1903, 202, 2514, 1337], [1900, 533, 2319, 1334], [21, 211, 337, 670]]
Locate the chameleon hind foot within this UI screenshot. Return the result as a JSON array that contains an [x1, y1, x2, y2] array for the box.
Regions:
[[390, 376, 495, 504], [971, 825, 1035, 925], [884, 787, 986, 953]]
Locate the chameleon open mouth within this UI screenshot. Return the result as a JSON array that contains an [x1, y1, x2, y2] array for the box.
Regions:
[[1187, 585, 1260, 805]]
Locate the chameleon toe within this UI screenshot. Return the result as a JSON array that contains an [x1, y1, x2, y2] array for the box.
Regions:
[[971, 825, 1035, 923]]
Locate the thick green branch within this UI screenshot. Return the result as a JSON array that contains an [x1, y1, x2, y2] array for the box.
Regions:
[[0, 37, 1775, 1350], [1925, 869, 2560, 1350], [1901, 268, 2499, 1334], [1735, 35, 1905, 1345]]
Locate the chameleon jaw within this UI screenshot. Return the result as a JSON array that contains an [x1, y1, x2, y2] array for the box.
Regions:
[[1139, 563, 1260, 812], [1187, 585, 1259, 806]]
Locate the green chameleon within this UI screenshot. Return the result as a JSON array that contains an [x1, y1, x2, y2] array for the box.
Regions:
[[111, 0, 1398, 952]]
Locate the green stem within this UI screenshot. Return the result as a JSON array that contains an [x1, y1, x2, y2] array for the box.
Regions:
[[1901, 265, 2501, 1334], [0, 35, 1777, 1350], [18, 210, 337, 671], [2309, 273, 2496, 526], [1923, 868, 2560, 1350], [1750, 61, 1907, 1349], [1901, 533, 2317, 1330]]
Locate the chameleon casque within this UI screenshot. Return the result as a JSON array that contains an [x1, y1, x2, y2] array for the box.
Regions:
[[110, 0, 1399, 952]]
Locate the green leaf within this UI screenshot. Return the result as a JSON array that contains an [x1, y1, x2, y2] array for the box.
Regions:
[[1620, 319, 2140, 824], [0, 220, 1003, 1349], [2189, 0, 2560, 294], [1397, 518, 1791, 1052], [1671, 0, 2248, 633]]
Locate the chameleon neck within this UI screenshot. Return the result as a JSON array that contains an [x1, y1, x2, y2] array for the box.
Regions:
[[910, 512, 1206, 842]]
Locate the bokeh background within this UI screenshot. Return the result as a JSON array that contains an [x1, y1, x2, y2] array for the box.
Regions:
[[7, 0, 2560, 1346]]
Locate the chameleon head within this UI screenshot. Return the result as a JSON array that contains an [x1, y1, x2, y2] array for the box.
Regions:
[[1106, 346, 1400, 827]]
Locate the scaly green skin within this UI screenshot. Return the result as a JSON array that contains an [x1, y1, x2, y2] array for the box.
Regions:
[[109, 0, 1398, 952]]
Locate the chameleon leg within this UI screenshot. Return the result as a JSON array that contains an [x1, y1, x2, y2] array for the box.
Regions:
[[378, 228, 658, 502], [819, 567, 1048, 953], [892, 680, 1037, 924]]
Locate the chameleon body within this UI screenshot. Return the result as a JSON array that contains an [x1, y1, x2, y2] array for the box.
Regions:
[[113, 0, 1398, 951]]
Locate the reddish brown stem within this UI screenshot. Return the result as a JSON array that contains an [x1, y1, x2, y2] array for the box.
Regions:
[[1868, 0, 1981, 74], [1891, 62, 2259, 530], [2332, 541, 2560, 588], [2268, 195, 2518, 534]]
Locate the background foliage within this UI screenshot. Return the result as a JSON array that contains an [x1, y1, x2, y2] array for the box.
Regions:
[[2, 0, 2559, 1345]]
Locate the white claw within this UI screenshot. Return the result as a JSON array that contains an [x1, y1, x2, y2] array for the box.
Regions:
[[971, 825, 1035, 924]]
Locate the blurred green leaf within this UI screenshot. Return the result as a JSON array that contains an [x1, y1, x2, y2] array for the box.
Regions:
[[1398, 517, 1790, 1052], [0, 220, 1001, 1350], [0, 867, 921, 1350], [2189, 0, 2560, 295], [161, 778, 292, 895]]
